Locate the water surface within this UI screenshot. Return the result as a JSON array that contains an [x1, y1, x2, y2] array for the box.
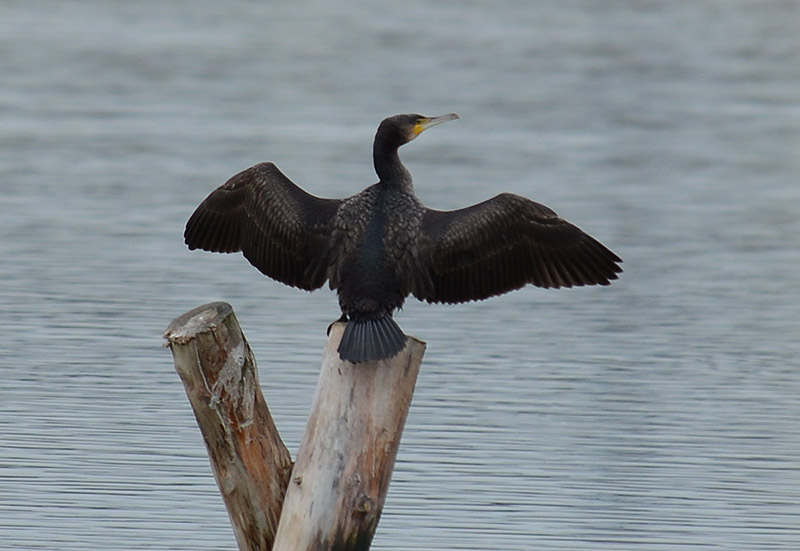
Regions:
[[2, 1, 799, 549]]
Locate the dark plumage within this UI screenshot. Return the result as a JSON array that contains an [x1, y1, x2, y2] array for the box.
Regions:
[[184, 113, 622, 363]]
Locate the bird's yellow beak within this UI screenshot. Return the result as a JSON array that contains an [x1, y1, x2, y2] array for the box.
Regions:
[[413, 113, 459, 136]]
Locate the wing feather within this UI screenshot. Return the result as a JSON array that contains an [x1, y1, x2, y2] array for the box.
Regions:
[[184, 162, 341, 290], [416, 193, 622, 304]]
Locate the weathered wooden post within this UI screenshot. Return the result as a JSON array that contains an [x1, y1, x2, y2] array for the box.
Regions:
[[165, 302, 425, 551], [164, 302, 293, 551], [272, 322, 425, 550]]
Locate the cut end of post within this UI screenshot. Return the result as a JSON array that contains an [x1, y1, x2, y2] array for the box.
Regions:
[[164, 301, 233, 345]]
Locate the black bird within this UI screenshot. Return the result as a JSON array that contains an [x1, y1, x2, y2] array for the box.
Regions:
[[184, 113, 622, 363]]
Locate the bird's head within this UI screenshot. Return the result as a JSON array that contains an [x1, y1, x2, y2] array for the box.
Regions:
[[376, 113, 459, 149]]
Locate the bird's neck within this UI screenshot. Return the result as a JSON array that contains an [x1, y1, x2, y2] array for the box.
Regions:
[[374, 146, 413, 190]]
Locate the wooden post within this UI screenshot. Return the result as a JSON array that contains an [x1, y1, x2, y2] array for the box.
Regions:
[[166, 303, 425, 550], [271, 323, 425, 551], [164, 302, 293, 551]]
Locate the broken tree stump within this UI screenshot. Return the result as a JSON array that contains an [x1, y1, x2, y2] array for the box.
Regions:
[[164, 302, 293, 551], [165, 302, 426, 551]]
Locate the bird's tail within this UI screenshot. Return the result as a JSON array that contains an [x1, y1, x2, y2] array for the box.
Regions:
[[338, 315, 407, 364]]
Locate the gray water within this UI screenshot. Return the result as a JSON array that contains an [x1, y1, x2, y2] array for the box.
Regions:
[[2, 1, 799, 549]]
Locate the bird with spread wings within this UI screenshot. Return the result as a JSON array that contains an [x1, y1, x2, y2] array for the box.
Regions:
[[185, 113, 622, 363]]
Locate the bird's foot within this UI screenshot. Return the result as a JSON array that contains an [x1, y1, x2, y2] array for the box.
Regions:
[[327, 314, 349, 335]]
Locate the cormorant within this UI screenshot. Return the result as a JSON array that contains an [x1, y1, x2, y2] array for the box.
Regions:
[[184, 113, 622, 363]]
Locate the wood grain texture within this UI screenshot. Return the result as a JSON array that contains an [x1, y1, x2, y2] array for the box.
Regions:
[[272, 323, 426, 551], [165, 302, 293, 551]]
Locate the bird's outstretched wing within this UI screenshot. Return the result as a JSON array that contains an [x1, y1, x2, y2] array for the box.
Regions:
[[184, 162, 342, 290], [415, 193, 622, 304]]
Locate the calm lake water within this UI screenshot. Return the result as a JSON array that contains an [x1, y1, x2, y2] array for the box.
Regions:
[[2, 1, 799, 549]]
